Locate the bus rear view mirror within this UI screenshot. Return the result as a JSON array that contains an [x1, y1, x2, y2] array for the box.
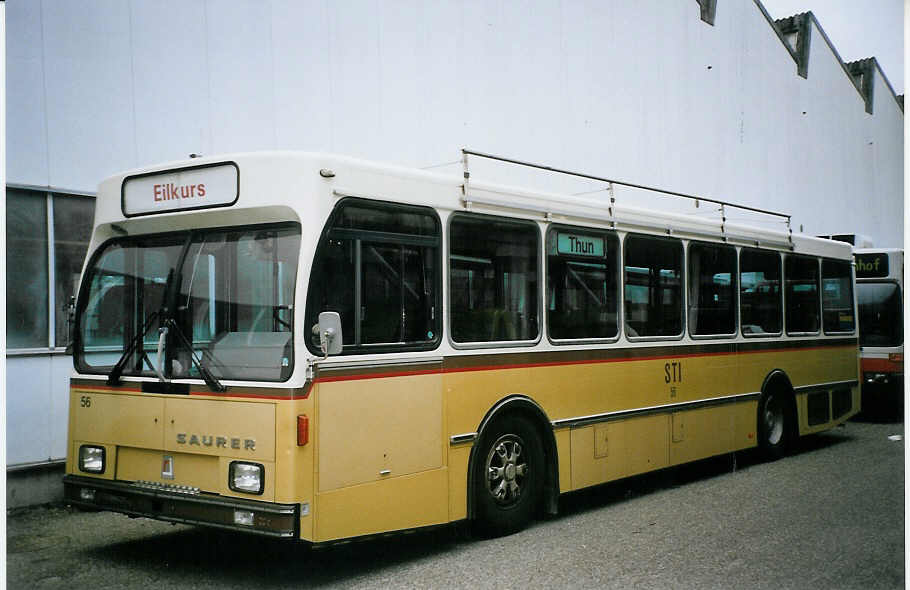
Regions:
[[64, 295, 76, 355], [317, 312, 343, 357]]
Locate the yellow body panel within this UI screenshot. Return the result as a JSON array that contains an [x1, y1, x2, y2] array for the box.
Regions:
[[314, 468, 449, 541], [165, 397, 275, 462], [70, 390, 165, 449], [116, 448, 221, 491], [272, 399, 316, 538], [447, 445, 471, 521], [668, 402, 757, 465], [315, 374, 443, 492], [554, 428, 572, 492], [569, 415, 670, 490]]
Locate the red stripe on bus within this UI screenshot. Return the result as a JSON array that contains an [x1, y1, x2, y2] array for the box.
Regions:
[[70, 384, 309, 400], [861, 357, 903, 373], [315, 368, 443, 383], [188, 391, 304, 400]]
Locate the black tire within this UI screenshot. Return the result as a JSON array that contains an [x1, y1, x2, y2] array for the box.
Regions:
[[473, 415, 544, 537], [757, 388, 792, 460]]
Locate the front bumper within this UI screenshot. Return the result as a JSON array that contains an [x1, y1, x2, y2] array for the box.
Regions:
[[64, 475, 299, 539]]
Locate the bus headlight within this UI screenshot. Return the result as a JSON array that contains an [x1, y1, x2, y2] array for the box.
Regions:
[[229, 461, 264, 495], [78, 445, 106, 474]]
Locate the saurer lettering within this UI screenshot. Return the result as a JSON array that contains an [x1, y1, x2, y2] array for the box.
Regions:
[[176, 433, 255, 451]]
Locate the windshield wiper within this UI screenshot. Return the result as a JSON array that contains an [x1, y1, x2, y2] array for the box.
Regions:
[[107, 266, 176, 386], [163, 317, 226, 393], [107, 310, 164, 386]]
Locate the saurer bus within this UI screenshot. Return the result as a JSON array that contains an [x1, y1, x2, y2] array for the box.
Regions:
[[854, 248, 903, 413], [64, 150, 860, 542]]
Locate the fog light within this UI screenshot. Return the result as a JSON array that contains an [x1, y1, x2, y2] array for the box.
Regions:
[[234, 510, 255, 526], [78, 445, 106, 474], [80, 488, 96, 501], [229, 461, 264, 495]]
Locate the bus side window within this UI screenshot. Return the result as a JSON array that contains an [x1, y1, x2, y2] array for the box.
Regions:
[[623, 234, 683, 338], [740, 248, 782, 335], [305, 199, 441, 354], [785, 255, 820, 334], [688, 242, 736, 337], [449, 214, 539, 343], [821, 258, 855, 334], [545, 226, 619, 340]]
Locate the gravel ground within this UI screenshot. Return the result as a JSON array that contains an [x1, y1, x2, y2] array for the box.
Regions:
[[6, 418, 904, 589]]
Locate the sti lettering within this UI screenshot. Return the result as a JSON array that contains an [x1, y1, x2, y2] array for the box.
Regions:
[[153, 182, 207, 201]]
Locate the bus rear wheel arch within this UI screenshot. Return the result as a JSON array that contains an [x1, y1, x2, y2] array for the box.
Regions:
[[472, 413, 545, 537], [758, 372, 797, 460]]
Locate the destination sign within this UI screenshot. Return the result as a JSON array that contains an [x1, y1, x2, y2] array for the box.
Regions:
[[122, 162, 238, 217], [855, 253, 889, 278], [556, 232, 604, 257]]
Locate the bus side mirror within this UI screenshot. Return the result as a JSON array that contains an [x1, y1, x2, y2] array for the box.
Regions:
[[317, 311, 343, 357], [64, 295, 76, 355]]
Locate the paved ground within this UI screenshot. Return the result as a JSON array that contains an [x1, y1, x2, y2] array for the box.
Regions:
[[6, 417, 904, 589]]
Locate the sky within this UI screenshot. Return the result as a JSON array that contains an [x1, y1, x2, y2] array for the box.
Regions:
[[760, 0, 904, 94]]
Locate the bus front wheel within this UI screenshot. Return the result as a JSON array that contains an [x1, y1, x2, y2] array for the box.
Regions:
[[473, 415, 544, 537]]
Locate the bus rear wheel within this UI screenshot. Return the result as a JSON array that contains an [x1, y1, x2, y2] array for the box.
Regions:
[[473, 415, 544, 537], [758, 389, 791, 459]]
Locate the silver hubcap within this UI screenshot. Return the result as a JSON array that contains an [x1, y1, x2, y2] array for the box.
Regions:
[[485, 434, 528, 506], [763, 396, 784, 445]]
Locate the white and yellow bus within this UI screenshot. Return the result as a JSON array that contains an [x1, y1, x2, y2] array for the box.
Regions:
[[854, 248, 903, 411], [64, 151, 859, 542]]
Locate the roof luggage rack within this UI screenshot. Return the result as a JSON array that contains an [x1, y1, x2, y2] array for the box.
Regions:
[[461, 148, 793, 249]]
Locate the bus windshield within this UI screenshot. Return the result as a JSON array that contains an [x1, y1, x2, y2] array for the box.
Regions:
[[76, 224, 301, 382], [856, 281, 903, 348]]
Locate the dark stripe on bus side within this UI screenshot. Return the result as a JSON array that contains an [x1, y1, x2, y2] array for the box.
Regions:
[[441, 338, 857, 372], [450, 378, 860, 444], [314, 359, 444, 381], [69, 379, 312, 400]]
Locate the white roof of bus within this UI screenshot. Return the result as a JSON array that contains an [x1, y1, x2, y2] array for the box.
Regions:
[[95, 151, 853, 260]]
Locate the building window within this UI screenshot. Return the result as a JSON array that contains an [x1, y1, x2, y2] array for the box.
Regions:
[[624, 234, 683, 338], [546, 225, 619, 340], [6, 189, 49, 348], [450, 214, 539, 343], [785, 255, 820, 334], [6, 188, 96, 351], [688, 242, 736, 336], [53, 195, 95, 347]]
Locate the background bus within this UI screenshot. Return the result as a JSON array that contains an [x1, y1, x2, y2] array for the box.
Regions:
[[64, 151, 860, 543], [854, 248, 903, 416]]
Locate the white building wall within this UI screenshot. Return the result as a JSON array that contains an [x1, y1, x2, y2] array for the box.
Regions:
[[5, 0, 903, 466]]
